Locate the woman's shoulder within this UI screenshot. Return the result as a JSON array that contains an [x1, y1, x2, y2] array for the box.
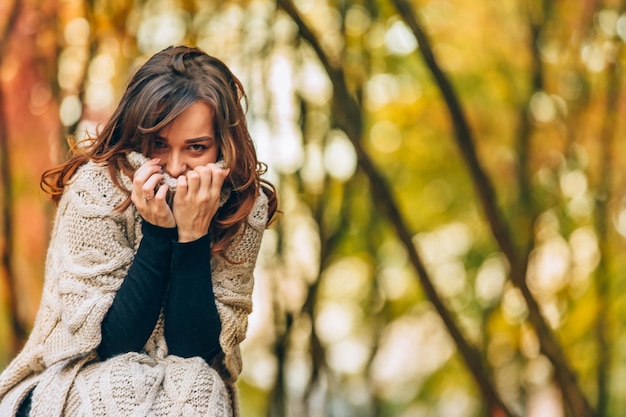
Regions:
[[247, 189, 270, 232], [64, 160, 127, 208]]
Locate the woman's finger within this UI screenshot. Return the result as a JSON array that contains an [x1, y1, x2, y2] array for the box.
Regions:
[[154, 182, 169, 200], [195, 164, 228, 191], [132, 158, 162, 195], [133, 158, 161, 182], [184, 169, 201, 195], [193, 165, 214, 194], [201, 164, 228, 196], [211, 166, 229, 191], [140, 173, 164, 199], [175, 175, 188, 198]]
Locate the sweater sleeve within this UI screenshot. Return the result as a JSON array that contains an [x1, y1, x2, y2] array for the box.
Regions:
[[164, 234, 222, 362], [210, 191, 269, 384], [23, 164, 142, 367], [97, 221, 176, 360]]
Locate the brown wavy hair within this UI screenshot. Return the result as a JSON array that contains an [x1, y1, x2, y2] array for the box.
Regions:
[[41, 45, 277, 257]]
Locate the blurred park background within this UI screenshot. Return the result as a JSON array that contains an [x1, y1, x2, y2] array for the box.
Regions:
[[2, 0, 626, 416]]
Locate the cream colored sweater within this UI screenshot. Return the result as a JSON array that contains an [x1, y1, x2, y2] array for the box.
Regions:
[[0, 155, 269, 416]]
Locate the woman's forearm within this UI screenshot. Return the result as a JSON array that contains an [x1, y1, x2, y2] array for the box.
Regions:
[[165, 233, 222, 363], [97, 221, 175, 359]]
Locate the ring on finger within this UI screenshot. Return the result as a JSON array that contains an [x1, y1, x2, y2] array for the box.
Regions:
[[143, 194, 154, 202]]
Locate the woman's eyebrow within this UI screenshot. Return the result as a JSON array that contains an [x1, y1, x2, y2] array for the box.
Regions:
[[155, 135, 214, 142], [185, 136, 214, 143]]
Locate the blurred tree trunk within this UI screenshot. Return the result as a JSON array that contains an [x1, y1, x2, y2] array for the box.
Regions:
[[0, 0, 63, 359], [0, 0, 28, 355], [593, 21, 624, 416], [276, 0, 515, 416], [390, 0, 596, 415]]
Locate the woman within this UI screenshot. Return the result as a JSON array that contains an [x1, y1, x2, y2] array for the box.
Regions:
[[0, 45, 277, 416]]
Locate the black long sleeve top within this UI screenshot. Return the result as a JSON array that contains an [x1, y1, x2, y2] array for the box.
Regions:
[[97, 221, 222, 363]]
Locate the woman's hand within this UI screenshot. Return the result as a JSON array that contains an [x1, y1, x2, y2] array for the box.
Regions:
[[131, 158, 176, 228], [173, 162, 230, 243]]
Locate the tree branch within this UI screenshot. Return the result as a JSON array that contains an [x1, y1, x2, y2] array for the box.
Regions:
[[276, 0, 515, 415], [389, 0, 595, 415]]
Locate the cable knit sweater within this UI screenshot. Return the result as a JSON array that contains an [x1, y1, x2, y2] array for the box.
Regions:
[[0, 154, 269, 416]]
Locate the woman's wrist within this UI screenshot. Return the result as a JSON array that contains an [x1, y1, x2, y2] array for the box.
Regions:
[[142, 219, 177, 240], [177, 230, 208, 243]]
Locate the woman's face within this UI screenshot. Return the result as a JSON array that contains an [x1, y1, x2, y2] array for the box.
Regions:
[[150, 101, 219, 177]]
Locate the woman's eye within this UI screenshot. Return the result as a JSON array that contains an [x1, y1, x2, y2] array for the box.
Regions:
[[189, 144, 207, 152], [154, 141, 167, 149]]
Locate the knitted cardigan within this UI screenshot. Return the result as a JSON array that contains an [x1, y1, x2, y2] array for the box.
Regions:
[[0, 154, 269, 416]]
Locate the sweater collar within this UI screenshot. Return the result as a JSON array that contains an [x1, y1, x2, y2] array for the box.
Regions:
[[126, 151, 231, 207]]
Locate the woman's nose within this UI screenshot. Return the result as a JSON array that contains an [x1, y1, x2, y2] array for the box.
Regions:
[[164, 152, 187, 177]]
